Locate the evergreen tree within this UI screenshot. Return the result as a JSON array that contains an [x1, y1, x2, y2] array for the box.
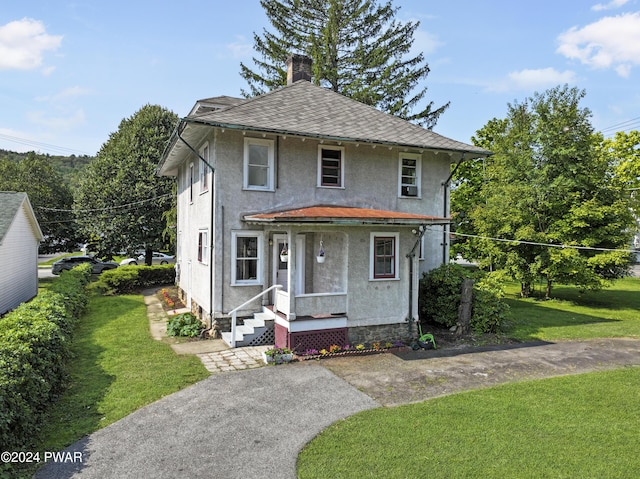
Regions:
[[241, 0, 448, 128]]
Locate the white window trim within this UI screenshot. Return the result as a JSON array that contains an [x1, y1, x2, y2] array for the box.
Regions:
[[231, 231, 264, 286], [199, 143, 210, 194], [398, 153, 422, 198], [317, 145, 345, 188], [369, 232, 400, 281], [243, 138, 275, 191], [198, 229, 209, 265]]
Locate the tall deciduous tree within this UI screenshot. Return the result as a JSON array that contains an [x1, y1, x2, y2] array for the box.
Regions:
[[241, 0, 448, 128], [74, 105, 178, 263], [452, 85, 634, 297], [0, 153, 79, 253]]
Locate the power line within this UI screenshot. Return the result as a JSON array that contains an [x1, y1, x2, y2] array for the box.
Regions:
[[36, 193, 172, 214], [0, 133, 93, 156], [423, 226, 636, 254]]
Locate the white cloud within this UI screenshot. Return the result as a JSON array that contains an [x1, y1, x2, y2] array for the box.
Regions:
[[226, 36, 253, 59], [0, 18, 62, 71], [35, 86, 92, 104], [412, 29, 443, 56], [557, 12, 640, 77], [27, 109, 86, 131], [486, 68, 577, 92], [591, 0, 629, 11]]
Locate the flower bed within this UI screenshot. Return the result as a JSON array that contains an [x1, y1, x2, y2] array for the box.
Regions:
[[297, 341, 409, 360]]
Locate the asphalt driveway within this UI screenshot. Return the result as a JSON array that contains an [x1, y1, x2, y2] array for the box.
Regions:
[[35, 337, 640, 479], [35, 365, 378, 479]]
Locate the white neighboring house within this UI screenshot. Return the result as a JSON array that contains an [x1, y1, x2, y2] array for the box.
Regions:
[[0, 192, 43, 316], [157, 55, 491, 351]]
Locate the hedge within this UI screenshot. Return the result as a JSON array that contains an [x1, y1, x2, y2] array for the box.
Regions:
[[93, 264, 176, 294], [0, 263, 91, 454]]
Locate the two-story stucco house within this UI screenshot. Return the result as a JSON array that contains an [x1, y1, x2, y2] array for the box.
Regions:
[[157, 55, 490, 352], [0, 192, 43, 316]]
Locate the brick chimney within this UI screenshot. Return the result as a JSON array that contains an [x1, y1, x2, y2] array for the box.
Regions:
[[286, 54, 312, 85]]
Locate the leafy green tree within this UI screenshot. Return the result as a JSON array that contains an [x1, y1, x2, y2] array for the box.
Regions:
[[452, 85, 634, 297], [603, 130, 640, 217], [0, 153, 79, 253], [74, 104, 178, 263], [241, 0, 448, 127]]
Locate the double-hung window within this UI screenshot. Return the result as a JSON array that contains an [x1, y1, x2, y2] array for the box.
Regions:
[[244, 138, 274, 190], [399, 153, 421, 198], [370, 232, 399, 280], [232, 231, 263, 285], [200, 143, 210, 193], [318, 146, 344, 187], [198, 229, 209, 264]]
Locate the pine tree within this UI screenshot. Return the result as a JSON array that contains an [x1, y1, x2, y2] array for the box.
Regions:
[[240, 0, 448, 128]]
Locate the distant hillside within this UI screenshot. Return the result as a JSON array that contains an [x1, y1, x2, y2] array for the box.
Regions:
[[0, 149, 93, 189]]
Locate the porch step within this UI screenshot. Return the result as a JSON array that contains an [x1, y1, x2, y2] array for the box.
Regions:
[[221, 307, 276, 347]]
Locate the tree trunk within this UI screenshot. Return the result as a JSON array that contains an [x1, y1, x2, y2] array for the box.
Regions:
[[521, 282, 531, 298], [144, 246, 153, 266], [456, 279, 474, 337], [546, 277, 552, 299]]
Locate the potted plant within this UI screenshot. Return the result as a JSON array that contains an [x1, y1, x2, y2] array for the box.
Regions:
[[263, 346, 294, 364], [316, 241, 325, 263], [280, 247, 288, 263]]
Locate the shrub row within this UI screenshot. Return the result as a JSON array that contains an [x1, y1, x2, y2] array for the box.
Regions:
[[419, 263, 510, 334], [0, 264, 91, 453], [94, 264, 176, 294]]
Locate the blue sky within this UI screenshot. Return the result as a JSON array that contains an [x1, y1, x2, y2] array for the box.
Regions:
[[1, 0, 639, 156]]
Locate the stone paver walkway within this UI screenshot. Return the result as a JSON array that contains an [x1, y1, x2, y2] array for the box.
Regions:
[[197, 345, 271, 373], [143, 288, 271, 373]]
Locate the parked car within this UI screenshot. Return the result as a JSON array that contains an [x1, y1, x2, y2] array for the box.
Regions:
[[52, 256, 119, 275], [119, 252, 175, 266]]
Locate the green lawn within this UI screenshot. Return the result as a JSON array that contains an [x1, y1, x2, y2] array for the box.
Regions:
[[503, 277, 640, 341], [298, 277, 640, 478], [37, 293, 209, 452], [297, 367, 640, 478]]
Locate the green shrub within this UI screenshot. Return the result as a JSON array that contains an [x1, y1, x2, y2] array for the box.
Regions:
[[0, 263, 90, 455], [419, 264, 509, 333], [94, 264, 175, 294], [166, 313, 204, 338]]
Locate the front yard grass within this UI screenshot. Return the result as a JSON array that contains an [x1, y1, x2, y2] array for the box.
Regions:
[[298, 276, 640, 478], [36, 292, 209, 453], [297, 366, 640, 478], [503, 277, 640, 341]]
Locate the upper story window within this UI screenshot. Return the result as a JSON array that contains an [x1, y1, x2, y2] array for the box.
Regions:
[[200, 143, 210, 193], [399, 153, 421, 198], [318, 146, 344, 188], [244, 138, 274, 191], [370, 232, 400, 280]]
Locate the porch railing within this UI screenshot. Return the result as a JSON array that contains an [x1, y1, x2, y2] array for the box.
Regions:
[[227, 284, 282, 348]]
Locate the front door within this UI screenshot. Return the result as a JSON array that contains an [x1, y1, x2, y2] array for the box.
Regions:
[[272, 234, 305, 303]]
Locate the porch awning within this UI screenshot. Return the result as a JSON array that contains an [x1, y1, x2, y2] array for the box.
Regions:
[[243, 205, 449, 226]]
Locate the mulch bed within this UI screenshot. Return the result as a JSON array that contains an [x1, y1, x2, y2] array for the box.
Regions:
[[157, 286, 186, 312]]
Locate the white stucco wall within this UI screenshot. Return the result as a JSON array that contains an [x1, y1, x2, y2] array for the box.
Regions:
[[174, 128, 454, 323]]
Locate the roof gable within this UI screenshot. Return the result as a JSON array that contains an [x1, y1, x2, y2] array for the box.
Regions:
[[0, 192, 43, 245]]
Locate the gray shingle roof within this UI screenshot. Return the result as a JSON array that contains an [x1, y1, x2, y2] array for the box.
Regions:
[[158, 80, 491, 175], [0, 192, 43, 245], [188, 81, 489, 154]]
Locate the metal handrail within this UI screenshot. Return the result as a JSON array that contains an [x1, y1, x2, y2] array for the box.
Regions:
[[227, 284, 282, 348]]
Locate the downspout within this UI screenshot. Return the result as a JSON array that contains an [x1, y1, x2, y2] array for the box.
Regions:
[[406, 225, 427, 339], [442, 153, 466, 265]]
